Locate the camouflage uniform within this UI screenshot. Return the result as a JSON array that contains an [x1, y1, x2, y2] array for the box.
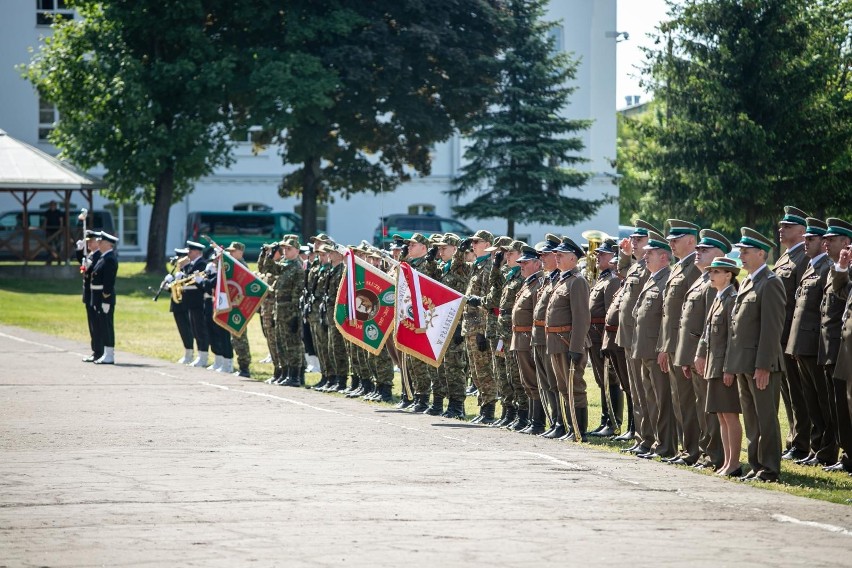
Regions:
[[405, 255, 438, 399], [272, 257, 305, 369], [307, 260, 330, 377], [325, 262, 349, 377], [230, 256, 252, 373], [257, 249, 281, 372], [488, 261, 526, 413], [462, 248, 498, 407], [437, 255, 469, 403]]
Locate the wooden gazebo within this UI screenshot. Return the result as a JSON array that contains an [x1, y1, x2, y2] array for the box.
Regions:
[[0, 129, 103, 265]]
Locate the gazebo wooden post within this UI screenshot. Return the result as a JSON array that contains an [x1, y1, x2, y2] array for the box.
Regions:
[[22, 190, 31, 266]]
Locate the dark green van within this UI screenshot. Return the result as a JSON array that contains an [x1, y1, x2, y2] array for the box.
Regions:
[[186, 211, 301, 260]]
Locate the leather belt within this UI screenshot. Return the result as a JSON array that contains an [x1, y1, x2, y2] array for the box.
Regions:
[[513, 325, 533, 332], [534, 319, 545, 327], [545, 325, 572, 333], [90, 284, 104, 290], [605, 325, 618, 332], [183, 285, 198, 291], [590, 317, 606, 324]]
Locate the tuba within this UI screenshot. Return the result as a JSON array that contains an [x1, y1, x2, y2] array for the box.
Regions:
[[581, 229, 612, 283]]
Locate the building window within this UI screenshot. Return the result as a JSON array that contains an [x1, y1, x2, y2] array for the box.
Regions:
[[294, 204, 327, 232], [233, 202, 272, 212], [38, 97, 58, 141], [36, 0, 74, 26], [105, 202, 139, 247], [407, 203, 435, 215], [547, 25, 563, 54]]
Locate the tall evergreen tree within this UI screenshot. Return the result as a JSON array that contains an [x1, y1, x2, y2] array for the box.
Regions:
[[446, 0, 602, 237], [636, 0, 852, 236]]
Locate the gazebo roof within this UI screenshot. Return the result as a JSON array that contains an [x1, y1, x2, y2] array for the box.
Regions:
[[0, 128, 102, 190]]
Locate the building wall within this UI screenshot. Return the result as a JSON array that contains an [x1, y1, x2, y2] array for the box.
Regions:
[[0, 1, 620, 257]]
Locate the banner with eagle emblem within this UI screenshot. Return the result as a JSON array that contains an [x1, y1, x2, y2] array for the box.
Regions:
[[333, 249, 396, 355], [213, 252, 270, 337], [394, 261, 466, 367]]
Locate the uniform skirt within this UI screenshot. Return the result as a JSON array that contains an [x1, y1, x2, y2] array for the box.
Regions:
[[706, 376, 741, 414]]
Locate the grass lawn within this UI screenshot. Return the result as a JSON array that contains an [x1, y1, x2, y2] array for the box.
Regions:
[[1, 261, 850, 505]]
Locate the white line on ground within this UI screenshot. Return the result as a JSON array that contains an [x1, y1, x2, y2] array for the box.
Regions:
[[771, 514, 852, 537]]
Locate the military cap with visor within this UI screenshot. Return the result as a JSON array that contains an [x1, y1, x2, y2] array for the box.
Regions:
[[803, 218, 828, 238], [695, 229, 732, 254], [516, 245, 542, 262], [630, 219, 662, 238], [553, 236, 585, 257], [705, 256, 741, 276], [779, 206, 809, 226], [485, 236, 513, 252], [666, 219, 700, 240], [468, 229, 494, 243], [642, 231, 672, 252], [824, 217, 852, 239], [734, 227, 774, 252]]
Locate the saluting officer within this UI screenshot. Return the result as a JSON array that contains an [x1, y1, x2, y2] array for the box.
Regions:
[[586, 238, 622, 437], [727, 228, 786, 483], [786, 219, 834, 466], [77, 230, 102, 363], [91, 232, 119, 365], [546, 236, 591, 441]]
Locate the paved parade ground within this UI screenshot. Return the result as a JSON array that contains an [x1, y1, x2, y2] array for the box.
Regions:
[[1, 325, 851, 567]]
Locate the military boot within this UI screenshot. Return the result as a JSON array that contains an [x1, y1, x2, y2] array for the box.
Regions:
[[341, 375, 358, 395], [347, 378, 364, 398], [495, 405, 517, 428], [282, 367, 301, 387], [478, 401, 497, 425], [508, 407, 528, 431], [376, 383, 394, 403], [334, 376, 350, 392], [542, 413, 566, 439], [319, 375, 340, 392], [265, 367, 281, 385], [409, 393, 429, 413], [311, 374, 329, 390], [441, 398, 466, 419], [573, 406, 589, 442], [299, 366, 306, 386], [350, 378, 369, 398], [523, 400, 546, 435], [361, 379, 376, 399], [235, 366, 251, 379], [425, 396, 444, 416], [596, 388, 622, 437], [364, 385, 380, 401], [489, 404, 509, 427], [396, 394, 413, 409]]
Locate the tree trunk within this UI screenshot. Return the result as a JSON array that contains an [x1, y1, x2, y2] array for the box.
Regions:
[[506, 217, 515, 238], [145, 167, 175, 273], [300, 157, 321, 240]]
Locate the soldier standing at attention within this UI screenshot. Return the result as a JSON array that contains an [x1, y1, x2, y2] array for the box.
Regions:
[[273, 237, 306, 387], [632, 231, 676, 460], [818, 218, 852, 471], [673, 229, 731, 469], [786, 219, 834, 466], [776, 206, 811, 462], [322, 244, 350, 392], [461, 230, 499, 424], [586, 238, 622, 437], [831, 242, 852, 475], [727, 228, 786, 483], [183, 241, 211, 368], [225, 242, 253, 378], [91, 232, 119, 365], [546, 237, 591, 441], [658, 219, 702, 466], [511, 246, 544, 433], [433, 233, 469, 419], [616, 220, 659, 455]]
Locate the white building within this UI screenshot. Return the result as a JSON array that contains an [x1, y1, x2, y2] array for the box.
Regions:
[[0, 1, 618, 256]]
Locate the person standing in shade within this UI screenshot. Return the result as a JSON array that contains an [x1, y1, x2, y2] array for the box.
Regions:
[[776, 206, 811, 462], [695, 257, 742, 477], [727, 228, 786, 483], [91, 232, 119, 365]]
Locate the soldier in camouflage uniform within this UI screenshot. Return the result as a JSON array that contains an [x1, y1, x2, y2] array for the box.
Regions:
[[430, 233, 469, 419], [461, 230, 498, 424], [224, 241, 252, 378], [318, 243, 350, 392], [272, 237, 305, 387], [399, 233, 440, 413], [306, 236, 332, 389], [478, 236, 512, 424], [258, 243, 284, 383], [483, 239, 527, 429]]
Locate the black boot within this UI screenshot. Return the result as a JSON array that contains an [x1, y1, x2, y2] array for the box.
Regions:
[[572, 406, 589, 442], [365, 384, 381, 401], [441, 398, 466, 419], [396, 394, 413, 409], [523, 400, 546, 435], [410, 393, 429, 413], [478, 401, 497, 424], [321, 375, 342, 392], [341, 375, 359, 394], [299, 366, 305, 386], [265, 367, 282, 385], [374, 383, 393, 402], [542, 396, 566, 439], [425, 396, 444, 416], [348, 378, 366, 398], [596, 388, 622, 437], [589, 386, 609, 436], [508, 407, 529, 431], [334, 376, 350, 392], [236, 366, 251, 378], [311, 374, 328, 390], [489, 404, 509, 427], [282, 366, 301, 387], [274, 366, 290, 385], [495, 405, 517, 428]]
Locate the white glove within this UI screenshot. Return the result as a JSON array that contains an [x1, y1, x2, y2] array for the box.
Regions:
[[102, 303, 110, 314], [82, 257, 92, 269], [194, 274, 204, 284], [164, 274, 175, 284], [205, 262, 216, 275], [75, 239, 84, 251], [175, 271, 184, 279]]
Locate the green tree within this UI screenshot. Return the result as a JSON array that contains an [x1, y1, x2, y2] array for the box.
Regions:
[[446, 0, 602, 237], [25, 1, 247, 272], [243, 1, 506, 239], [637, 0, 852, 237]]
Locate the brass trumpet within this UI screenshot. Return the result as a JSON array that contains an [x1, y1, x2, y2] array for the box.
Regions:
[[581, 229, 613, 283], [169, 273, 200, 304]]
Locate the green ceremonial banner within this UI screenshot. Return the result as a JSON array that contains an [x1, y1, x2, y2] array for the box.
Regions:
[[333, 250, 396, 355], [213, 252, 269, 337]]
